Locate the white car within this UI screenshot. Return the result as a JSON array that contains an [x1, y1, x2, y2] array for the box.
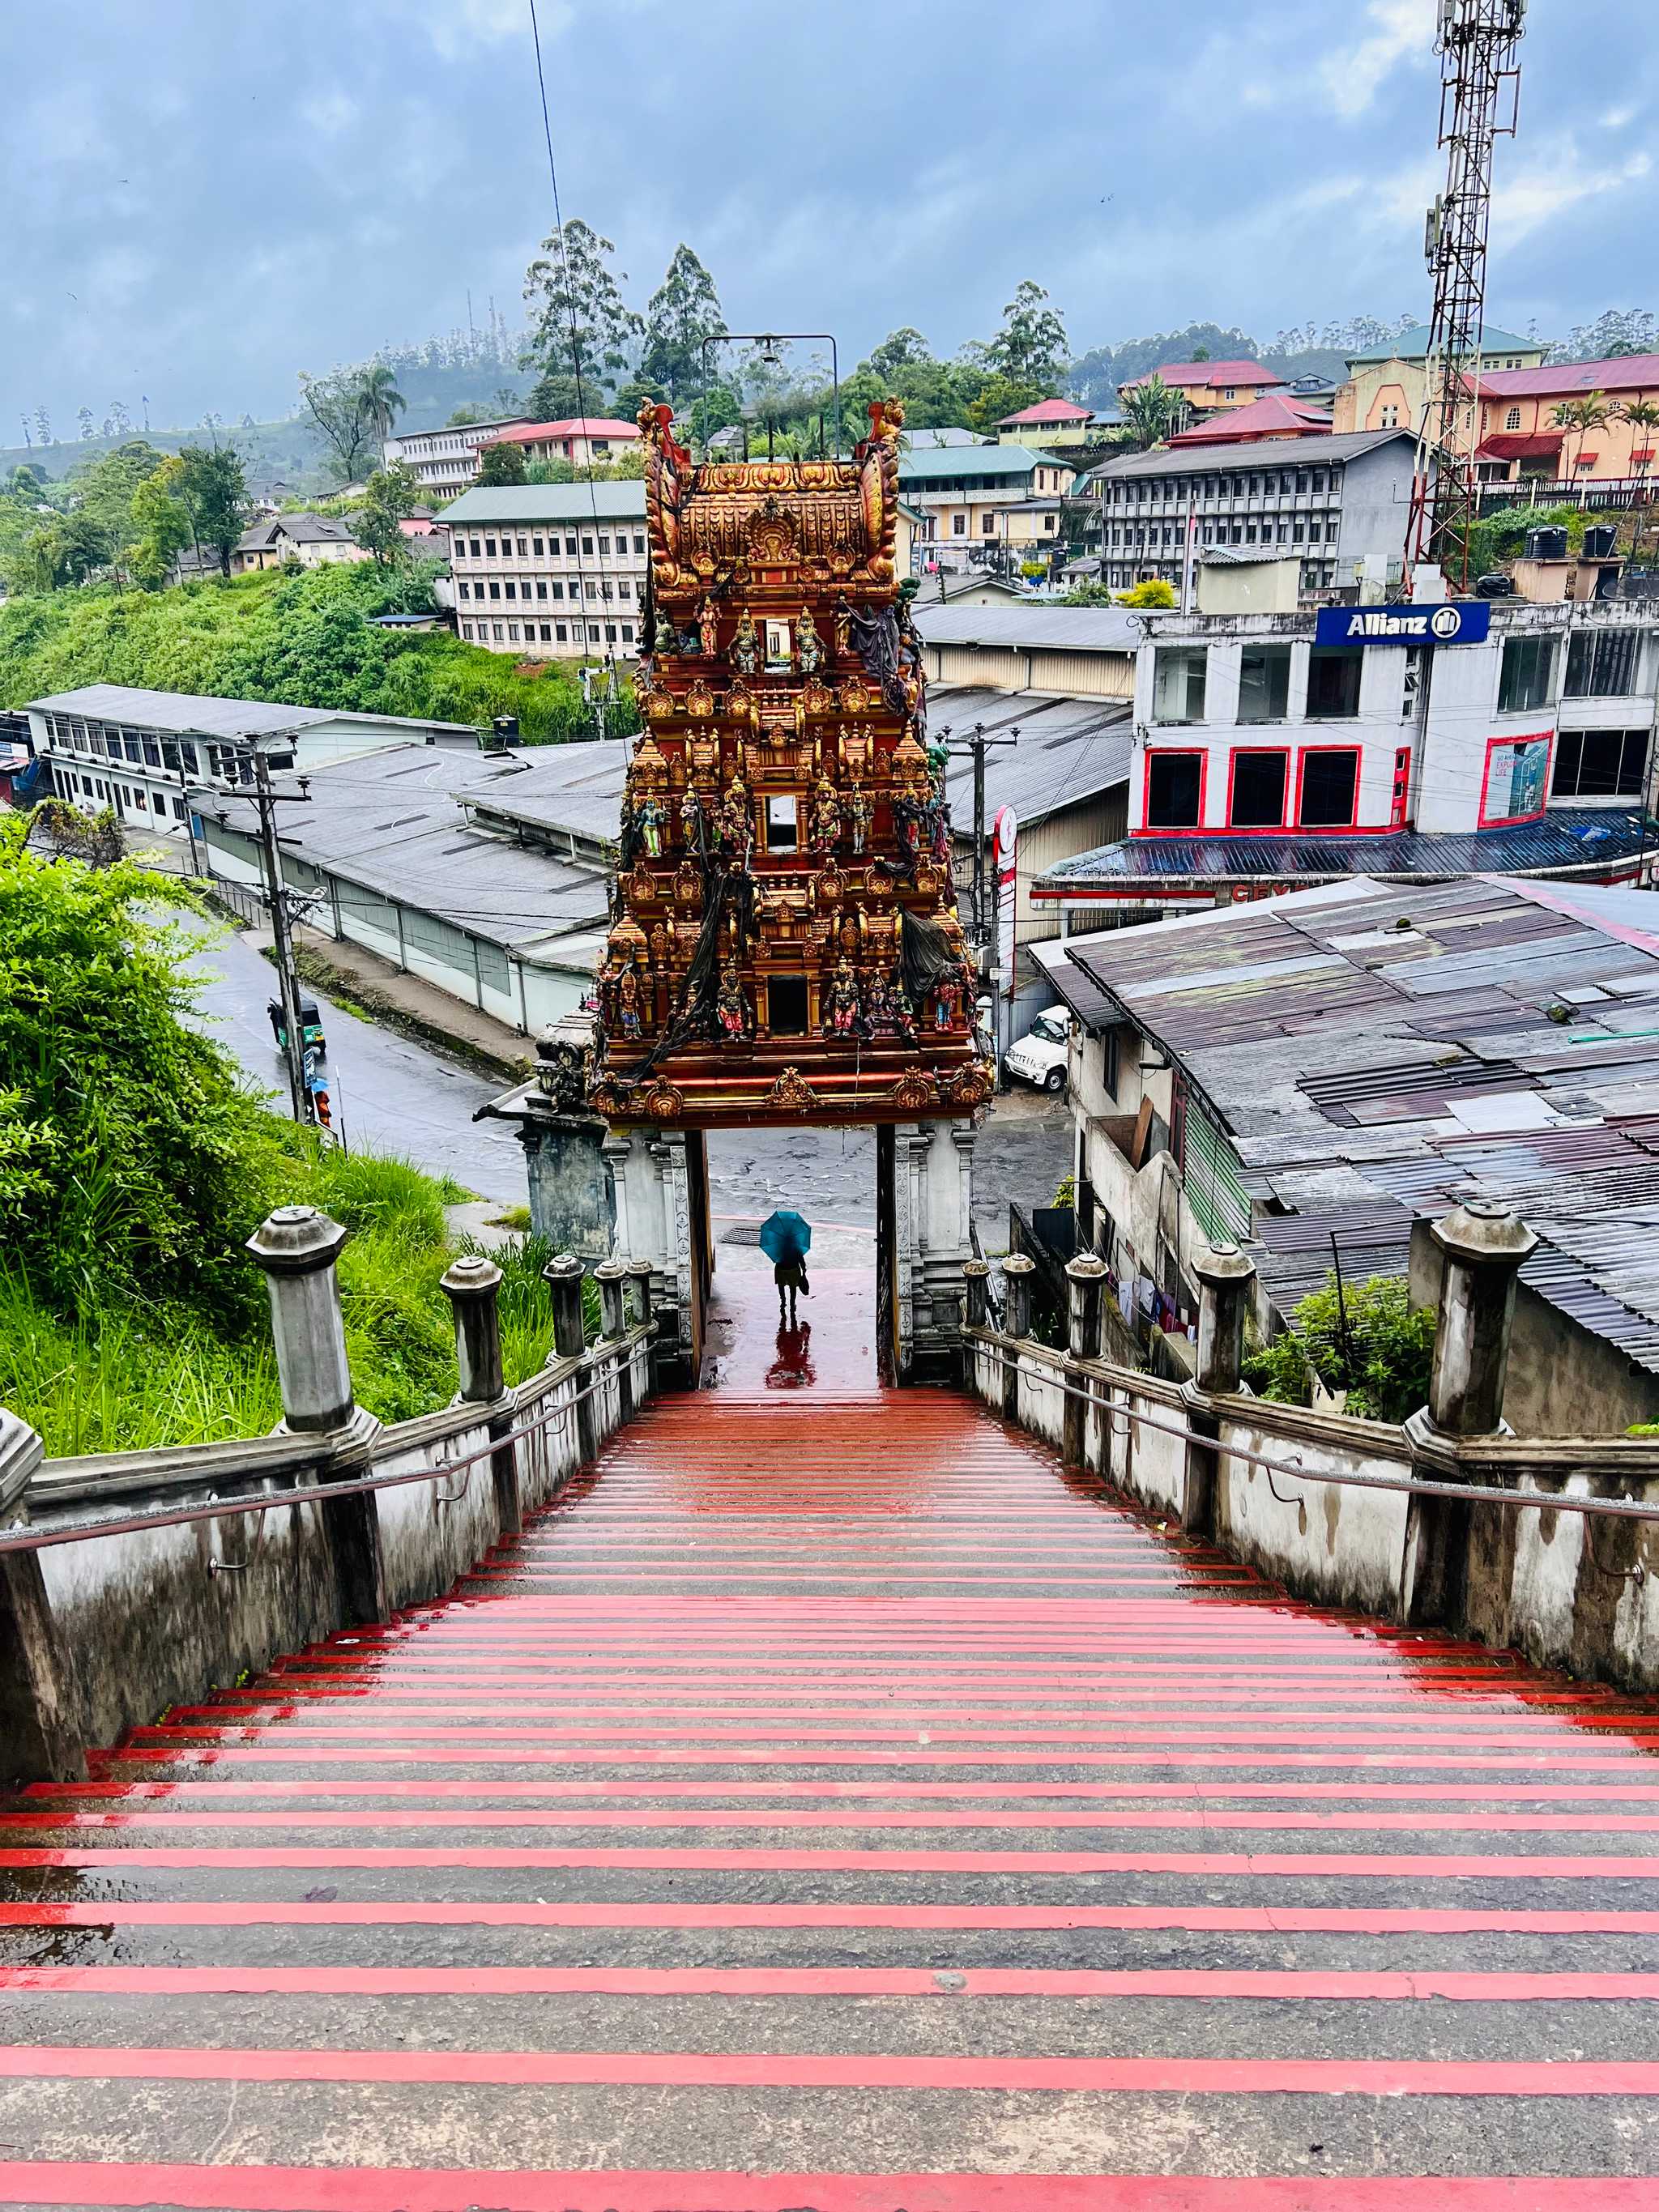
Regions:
[[1004, 1008, 1074, 1094]]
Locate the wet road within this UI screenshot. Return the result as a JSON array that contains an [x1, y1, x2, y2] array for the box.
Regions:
[[185, 923, 526, 1203], [186, 923, 1073, 1237]]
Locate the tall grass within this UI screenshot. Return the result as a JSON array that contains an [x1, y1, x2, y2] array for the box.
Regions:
[[2, 1146, 561, 1458]]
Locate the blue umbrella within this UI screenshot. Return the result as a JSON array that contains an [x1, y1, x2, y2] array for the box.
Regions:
[[758, 1210, 812, 1265]]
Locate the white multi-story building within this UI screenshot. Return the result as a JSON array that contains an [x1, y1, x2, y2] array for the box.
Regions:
[[23, 686, 478, 844], [382, 417, 531, 497], [1032, 599, 1659, 915], [442, 482, 649, 660]]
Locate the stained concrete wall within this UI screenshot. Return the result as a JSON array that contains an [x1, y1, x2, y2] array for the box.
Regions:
[[16, 1330, 651, 1776], [964, 1320, 1659, 1694]]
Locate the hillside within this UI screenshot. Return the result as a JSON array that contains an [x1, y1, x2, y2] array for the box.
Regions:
[[0, 561, 629, 744]]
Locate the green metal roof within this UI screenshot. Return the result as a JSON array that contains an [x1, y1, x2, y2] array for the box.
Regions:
[[440, 482, 647, 524], [896, 445, 1072, 486], [1346, 323, 1539, 366]]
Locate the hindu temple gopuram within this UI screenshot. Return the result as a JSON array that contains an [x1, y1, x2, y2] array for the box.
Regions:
[[586, 398, 991, 1128]]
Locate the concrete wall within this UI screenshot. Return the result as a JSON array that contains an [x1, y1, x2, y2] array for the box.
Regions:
[[14, 1329, 651, 1777], [963, 1315, 1659, 1695]]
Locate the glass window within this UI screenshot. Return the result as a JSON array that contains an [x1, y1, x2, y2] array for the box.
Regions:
[[1230, 750, 1288, 827], [469, 539, 481, 557], [582, 537, 595, 556], [1552, 727, 1648, 799], [1306, 646, 1363, 718], [1145, 750, 1203, 828], [598, 536, 610, 555], [565, 535, 578, 554], [1238, 645, 1291, 722], [622, 624, 634, 642], [1153, 647, 1207, 722], [556, 623, 569, 641], [533, 537, 544, 556], [504, 581, 516, 599], [462, 621, 475, 639], [1299, 749, 1359, 827], [550, 582, 564, 599], [634, 534, 646, 555], [1564, 629, 1640, 698], [539, 624, 552, 641], [517, 537, 528, 556], [1498, 637, 1555, 714], [458, 580, 471, 599], [484, 539, 497, 558]]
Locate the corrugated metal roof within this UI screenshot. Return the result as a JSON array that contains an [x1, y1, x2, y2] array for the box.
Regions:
[[25, 684, 473, 739], [898, 445, 1064, 484], [205, 743, 613, 955], [439, 483, 647, 525], [1060, 875, 1659, 1370], [1038, 809, 1659, 889], [915, 604, 1140, 655], [932, 688, 1132, 828], [1085, 430, 1411, 484]]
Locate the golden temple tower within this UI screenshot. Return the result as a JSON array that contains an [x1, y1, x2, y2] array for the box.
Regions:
[[586, 398, 991, 1129]]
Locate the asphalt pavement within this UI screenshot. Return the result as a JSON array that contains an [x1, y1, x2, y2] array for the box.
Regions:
[[185, 919, 1073, 1236]]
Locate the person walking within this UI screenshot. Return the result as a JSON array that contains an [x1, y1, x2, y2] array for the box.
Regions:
[[774, 1250, 810, 1326]]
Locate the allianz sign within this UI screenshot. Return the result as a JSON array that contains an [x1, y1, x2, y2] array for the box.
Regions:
[[1315, 603, 1492, 647]]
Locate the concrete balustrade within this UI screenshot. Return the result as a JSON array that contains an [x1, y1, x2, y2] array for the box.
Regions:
[[0, 1211, 656, 1787], [963, 1207, 1659, 1694]]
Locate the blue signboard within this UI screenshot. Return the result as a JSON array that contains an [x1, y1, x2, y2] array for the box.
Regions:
[[1315, 603, 1491, 648]]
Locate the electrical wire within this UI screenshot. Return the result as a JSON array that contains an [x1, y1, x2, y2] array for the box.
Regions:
[[527, 0, 616, 710]]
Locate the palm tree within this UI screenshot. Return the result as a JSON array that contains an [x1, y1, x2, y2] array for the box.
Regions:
[[356, 364, 407, 445], [1119, 374, 1185, 453], [1550, 392, 1613, 482], [1618, 397, 1659, 480]]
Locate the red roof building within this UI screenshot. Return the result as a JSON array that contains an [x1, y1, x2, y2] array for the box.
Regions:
[[480, 416, 642, 453], [1168, 393, 1333, 446], [995, 398, 1095, 427], [1122, 361, 1288, 410], [1474, 355, 1659, 485]]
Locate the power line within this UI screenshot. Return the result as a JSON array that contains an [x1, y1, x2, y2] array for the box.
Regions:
[[527, 0, 616, 709]]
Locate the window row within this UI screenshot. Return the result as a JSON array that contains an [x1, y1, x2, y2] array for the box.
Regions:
[[1154, 644, 1365, 724], [58, 768, 191, 821], [454, 532, 647, 561], [1145, 745, 1363, 833], [1102, 467, 1343, 506], [1551, 726, 1649, 800], [457, 578, 634, 603], [460, 620, 637, 647], [1499, 629, 1646, 712], [1112, 516, 1339, 551]]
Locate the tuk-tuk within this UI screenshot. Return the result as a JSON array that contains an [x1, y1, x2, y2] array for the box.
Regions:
[[268, 996, 326, 1055]]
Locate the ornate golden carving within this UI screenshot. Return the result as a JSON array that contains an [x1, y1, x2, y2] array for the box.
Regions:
[[945, 1063, 994, 1110], [686, 680, 716, 719], [642, 1076, 685, 1122], [768, 1066, 818, 1115], [892, 1064, 938, 1112]]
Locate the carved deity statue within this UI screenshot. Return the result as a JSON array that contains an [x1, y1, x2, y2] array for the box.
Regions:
[[717, 774, 751, 856], [680, 786, 705, 855], [616, 959, 645, 1042], [637, 794, 666, 859], [847, 781, 872, 855], [823, 958, 861, 1038], [834, 595, 852, 657], [795, 605, 825, 676], [730, 607, 761, 676], [699, 595, 719, 658], [715, 960, 751, 1043], [811, 776, 843, 857]]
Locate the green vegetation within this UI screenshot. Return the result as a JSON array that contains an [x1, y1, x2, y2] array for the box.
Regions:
[[0, 560, 633, 744], [0, 814, 561, 1455], [1465, 501, 1629, 584], [1243, 1273, 1435, 1426]]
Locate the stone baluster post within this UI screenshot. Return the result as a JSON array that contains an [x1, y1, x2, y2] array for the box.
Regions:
[[246, 1205, 386, 1626], [592, 1259, 631, 1421], [441, 1254, 519, 1538], [1063, 1253, 1108, 1468], [1000, 1252, 1035, 1423], [543, 1252, 595, 1466], [628, 1257, 657, 1396], [1184, 1242, 1259, 1539], [1401, 1203, 1539, 1629], [0, 1412, 83, 1783], [1424, 1201, 1538, 1438], [960, 1259, 992, 1391]]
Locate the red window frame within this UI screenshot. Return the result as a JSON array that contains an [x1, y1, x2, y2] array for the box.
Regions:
[[1225, 746, 1292, 832], [1389, 744, 1411, 831], [1139, 747, 1208, 836], [1478, 729, 1555, 829], [1294, 744, 1363, 833]]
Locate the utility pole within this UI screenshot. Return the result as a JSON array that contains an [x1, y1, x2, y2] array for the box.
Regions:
[[247, 738, 313, 1125], [944, 722, 1019, 953]]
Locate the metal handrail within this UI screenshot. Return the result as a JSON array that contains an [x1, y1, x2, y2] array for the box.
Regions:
[[969, 1329, 1659, 1528], [0, 1347, 645, 1560]]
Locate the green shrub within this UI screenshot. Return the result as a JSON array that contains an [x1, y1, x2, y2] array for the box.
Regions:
[[1243, 1272, 1435, 1425]]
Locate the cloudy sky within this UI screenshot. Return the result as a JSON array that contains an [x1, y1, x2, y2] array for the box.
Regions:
[[6, 0, 1655, 437]]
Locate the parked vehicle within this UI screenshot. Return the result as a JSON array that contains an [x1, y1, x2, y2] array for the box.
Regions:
[[267, 995, 326, 1055], [1004, 1008, 1073, 1093]]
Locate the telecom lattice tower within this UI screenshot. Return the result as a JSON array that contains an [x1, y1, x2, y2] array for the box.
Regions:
[[1406, 0, 1526, 592]]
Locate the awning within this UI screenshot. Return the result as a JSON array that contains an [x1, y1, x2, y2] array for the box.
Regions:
[[1476, 433, 1563, 462]]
